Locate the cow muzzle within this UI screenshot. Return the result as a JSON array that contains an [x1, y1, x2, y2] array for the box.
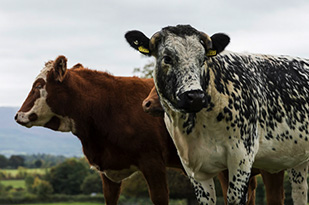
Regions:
[[15, 112, 38, 127], [142, 99, 164, 117], [177, 90, 207, 113]]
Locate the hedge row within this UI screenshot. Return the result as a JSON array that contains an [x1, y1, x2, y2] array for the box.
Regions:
[[0, 194, 105, 204]]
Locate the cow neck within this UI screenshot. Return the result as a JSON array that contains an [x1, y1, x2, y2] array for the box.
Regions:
[[67, 69, 116, 131], [64, 70, 130, 169], [204, 57, 230, 114]]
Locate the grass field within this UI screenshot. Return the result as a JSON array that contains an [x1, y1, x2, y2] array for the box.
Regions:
[[0, 179, 25, 188], [14, 202, 187, 205], [15, 203, 104, 205], [1, 168, 48, 177]]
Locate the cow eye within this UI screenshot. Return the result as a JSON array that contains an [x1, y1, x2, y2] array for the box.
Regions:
[[200, 40, 205, 47], [35, 84, 42, 89], [163, 56, 173, 65]]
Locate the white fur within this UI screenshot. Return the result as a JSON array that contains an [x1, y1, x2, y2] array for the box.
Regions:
[[16, 61, 76, 133]]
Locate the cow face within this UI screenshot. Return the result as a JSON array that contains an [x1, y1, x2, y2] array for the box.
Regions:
[[126, 25, 230, 113], [142, 86, 164, 117], [15, 56, 75, 132]]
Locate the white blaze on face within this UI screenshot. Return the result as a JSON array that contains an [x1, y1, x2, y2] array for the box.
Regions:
[[15, 61, 54, 127], [35, 60, 53, 82], [16, 60, 77, 133], [161, 34, 205, 98]]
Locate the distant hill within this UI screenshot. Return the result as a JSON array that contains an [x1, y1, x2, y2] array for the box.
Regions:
[[0, 107, 83, 157]]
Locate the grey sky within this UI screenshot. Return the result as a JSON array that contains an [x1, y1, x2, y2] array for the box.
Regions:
[[1, 0, 309, 106]]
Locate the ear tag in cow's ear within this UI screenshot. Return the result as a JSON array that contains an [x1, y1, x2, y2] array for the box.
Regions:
[[206, 49, 217, 57], [138, 46, 150, 54]]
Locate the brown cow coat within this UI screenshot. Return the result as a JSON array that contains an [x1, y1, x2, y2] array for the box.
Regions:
[[15, 56, 181, 205]]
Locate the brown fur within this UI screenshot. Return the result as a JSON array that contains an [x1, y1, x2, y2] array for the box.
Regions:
[[18, 78, 46, 113], [143, 86, 164, 117], [19, 56, 184, 205]]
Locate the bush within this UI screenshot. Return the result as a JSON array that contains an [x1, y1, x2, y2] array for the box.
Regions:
[[25, 175, 35, 193], [47, 158, 90, 195], [16, 166, 28, 179], [121, 172, 149, 198], [8, 155, 24, 169], [34, 159, 43, 168], [81, 173, 102, 194], [0, 171, 6, 180], [32, 177, 53, 197], [0, 155, 8, 169], [0, 183, 5, 195]]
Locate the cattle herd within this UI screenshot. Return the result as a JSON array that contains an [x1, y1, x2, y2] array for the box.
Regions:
[[15, 25, 308, 205]]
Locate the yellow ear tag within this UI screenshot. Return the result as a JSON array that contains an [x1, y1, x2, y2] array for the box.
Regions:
[[138, 46, 150, 54], [206, 50, 217, 57]]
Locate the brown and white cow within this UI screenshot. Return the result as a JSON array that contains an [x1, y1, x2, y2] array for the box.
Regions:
[[15, 56, 259, 205], [143, 86, 286, 205], [15, 56, 183, 205]]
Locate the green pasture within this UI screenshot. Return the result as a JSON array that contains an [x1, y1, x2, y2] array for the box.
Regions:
[[17, 203, 104, 205], [0, 179, 25, 188], [15, 203, 104, 205], [14, 202, 187, 205], [0, 168, 48, 177]]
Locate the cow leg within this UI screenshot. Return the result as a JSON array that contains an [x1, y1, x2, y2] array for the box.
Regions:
[[218, 170, 257, 205], [246, 175, 257, 205], [189, 176, 216, 205], [287, 162, 308, 205], [100, 173, 122, 205], [227, 155, 253, 205], [260, 170, 284, 205], [180, 161, 216, 205], [140, 162, 169, 205]]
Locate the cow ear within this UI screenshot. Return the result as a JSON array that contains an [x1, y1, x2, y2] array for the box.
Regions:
[[53, 55, 67, 82], [125, 30, 151, 56], [208, 33, 230, 56], [72, 63, 84, 69]]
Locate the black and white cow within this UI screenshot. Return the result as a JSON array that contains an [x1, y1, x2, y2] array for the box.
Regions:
[[125, 25, 309, 205]]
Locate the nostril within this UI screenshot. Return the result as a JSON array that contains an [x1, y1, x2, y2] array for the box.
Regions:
[[28, 113, 38, 122], [187, 93, 196, 102], [177, 90, 207, 113], [186, 91, 205, 102], [145, 100, 152, 108]]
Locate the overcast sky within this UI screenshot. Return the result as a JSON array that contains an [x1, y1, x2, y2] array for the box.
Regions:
[[1, 0, 309, 107]]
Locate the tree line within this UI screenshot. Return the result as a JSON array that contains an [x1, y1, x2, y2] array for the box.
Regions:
[[0, 154, 68, 169], [0, 157, 200, 204]]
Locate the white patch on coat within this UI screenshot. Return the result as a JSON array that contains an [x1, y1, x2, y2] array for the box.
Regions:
[[90, 164, 139, 183], [162, 34, 205, 96], [16, 60, 76, 133]]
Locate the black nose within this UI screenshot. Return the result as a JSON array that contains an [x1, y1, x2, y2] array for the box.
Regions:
[[177, 90, 207, 113]]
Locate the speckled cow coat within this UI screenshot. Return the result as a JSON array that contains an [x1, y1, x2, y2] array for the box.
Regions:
[[125, 25, 309, 205]]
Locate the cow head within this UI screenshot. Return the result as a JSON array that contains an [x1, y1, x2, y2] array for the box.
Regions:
[[142, 86, 164, 117], [15, 55, 76, 132], [126, 25, 230, 113]]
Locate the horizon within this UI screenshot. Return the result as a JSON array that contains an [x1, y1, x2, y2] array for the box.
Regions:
[[1, 0, 309, 106], [0, 107, 84, 157]]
